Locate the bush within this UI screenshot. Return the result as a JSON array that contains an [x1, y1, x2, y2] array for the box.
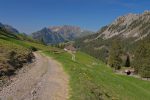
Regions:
[[29, 46, 38, 51]]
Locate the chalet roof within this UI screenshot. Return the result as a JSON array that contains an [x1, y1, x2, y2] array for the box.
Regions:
[[65, 45, 76, 51]]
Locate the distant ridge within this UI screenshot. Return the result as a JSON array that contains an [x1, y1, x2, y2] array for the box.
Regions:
[[32, 25, 94, 44], [0, 22, 19, 34], [96, 10, 150, 40]]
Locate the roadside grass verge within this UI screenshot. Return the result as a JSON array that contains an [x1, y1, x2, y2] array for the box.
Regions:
[[44, 51, 150, 100], [0, 35, 59, 77], [0, 38, 33, 79]]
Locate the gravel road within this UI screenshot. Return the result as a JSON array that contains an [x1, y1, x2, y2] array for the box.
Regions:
[[0, 52, 69, 100]]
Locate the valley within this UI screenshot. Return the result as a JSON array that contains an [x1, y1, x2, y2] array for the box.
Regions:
[[0, 9, 150, 100]]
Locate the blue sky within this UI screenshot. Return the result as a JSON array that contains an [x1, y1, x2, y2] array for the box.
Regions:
[[0, 0, 149, 33]]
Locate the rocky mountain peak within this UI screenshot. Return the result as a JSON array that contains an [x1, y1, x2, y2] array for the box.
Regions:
[[113, 13, 138, 26], [0, 22, 19, 34], [144, 10, 150, 14], [48, 25, 81, 33], [4, 24, 19, 33], [97, 11, 150, 40], [32, 25, 93, 44]]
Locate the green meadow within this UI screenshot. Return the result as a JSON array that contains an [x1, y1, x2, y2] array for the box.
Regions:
[[44, 51, 150, 100]]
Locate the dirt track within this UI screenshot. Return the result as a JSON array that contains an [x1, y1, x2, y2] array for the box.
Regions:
[[0, 52, 69, 100]]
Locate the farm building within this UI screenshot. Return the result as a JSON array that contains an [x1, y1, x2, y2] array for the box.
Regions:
[[64, 45, 77, 53]]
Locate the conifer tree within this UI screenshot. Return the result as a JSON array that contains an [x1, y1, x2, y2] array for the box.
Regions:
[[125, 55, 130, 67]]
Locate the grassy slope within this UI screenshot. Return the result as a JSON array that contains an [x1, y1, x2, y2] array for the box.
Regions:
[[1, 31, 150, 100], [0, 32, 33, 76], [44, 51, 150, 100], [0, 30, 57, 87]]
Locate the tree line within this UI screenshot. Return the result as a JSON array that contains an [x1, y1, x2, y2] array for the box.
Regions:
[[75, 36, 150, 78], [108, 39, 150, 78]]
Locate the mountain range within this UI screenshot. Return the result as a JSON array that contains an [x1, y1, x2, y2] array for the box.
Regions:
[[0, 23, 94, 45], [32, 25, 94, 44]]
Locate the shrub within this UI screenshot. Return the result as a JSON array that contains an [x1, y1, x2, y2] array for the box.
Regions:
[[29, 46, 38, 51]]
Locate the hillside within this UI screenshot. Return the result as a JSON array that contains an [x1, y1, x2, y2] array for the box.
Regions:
[[32, 25, 94, 44], [75, 11, 150, 61], [44, 51, 150, 100], [0, 27, 49, 86], [0, 29, 33, 84]]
